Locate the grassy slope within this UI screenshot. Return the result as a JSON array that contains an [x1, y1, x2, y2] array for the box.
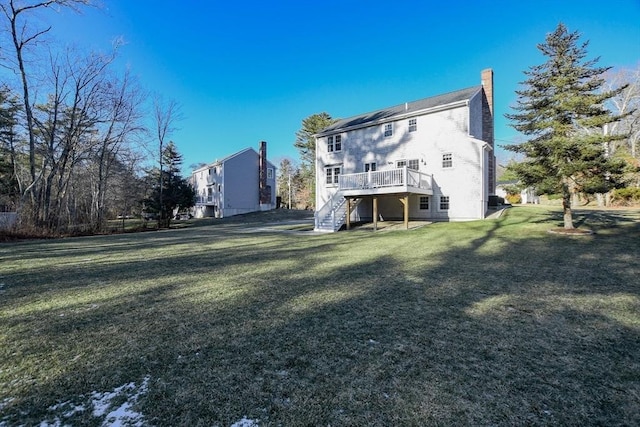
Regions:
[[0, 206, 638, 426]]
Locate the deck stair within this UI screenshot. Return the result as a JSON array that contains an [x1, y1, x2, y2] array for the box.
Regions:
[[314, 192, 361, 232]]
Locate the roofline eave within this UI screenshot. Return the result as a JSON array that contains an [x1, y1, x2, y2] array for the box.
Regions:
[[314, 97, 475, 138]]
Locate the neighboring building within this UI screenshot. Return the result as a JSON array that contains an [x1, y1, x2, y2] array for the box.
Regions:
[[191, 141, 277, 218], [314, 69, 496, 232]]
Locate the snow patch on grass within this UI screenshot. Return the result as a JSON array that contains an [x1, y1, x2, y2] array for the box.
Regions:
[[230, 417, 260, 427], [36, 376, 150, 426]]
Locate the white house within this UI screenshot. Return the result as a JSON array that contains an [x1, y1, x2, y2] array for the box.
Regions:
[[191, 141, 277, 218], [314, 69, 496, 232]]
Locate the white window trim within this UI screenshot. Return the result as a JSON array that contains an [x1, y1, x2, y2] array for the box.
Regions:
[[419, 196, 430, 210], [384, 123, 393, 138], [408, 118, 417, 132], [334, 135, 342, 152], [396, 159, 419, 170], [442, 153, 453, 169], [325, 165, 342, 187], [438, 195, 450, 211]]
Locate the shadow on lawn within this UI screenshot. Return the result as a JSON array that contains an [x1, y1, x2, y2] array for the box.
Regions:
[[1, 208, 639, 425]]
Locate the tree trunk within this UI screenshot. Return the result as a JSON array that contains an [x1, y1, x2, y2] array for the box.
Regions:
[[562, 181, 574, 229]]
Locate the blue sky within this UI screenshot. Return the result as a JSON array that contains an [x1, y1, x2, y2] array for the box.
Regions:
[[46, 0, 640, 173]]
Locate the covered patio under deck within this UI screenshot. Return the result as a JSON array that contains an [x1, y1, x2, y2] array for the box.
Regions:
[[339, 167, 433, 231]]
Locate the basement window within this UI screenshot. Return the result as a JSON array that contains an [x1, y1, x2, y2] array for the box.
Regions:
[[419, 196, 430, 210], [439, 196, 450, 211]]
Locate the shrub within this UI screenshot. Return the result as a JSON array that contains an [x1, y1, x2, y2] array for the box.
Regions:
[[611, 187, 640, 205], [505, 193, 522, 204]]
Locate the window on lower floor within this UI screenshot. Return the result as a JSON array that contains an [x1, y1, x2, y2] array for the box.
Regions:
[[396, 159, 420, 170], [325, 166, 341, 185], [439, 196, 450, 210], [419, 196, 430, 210]]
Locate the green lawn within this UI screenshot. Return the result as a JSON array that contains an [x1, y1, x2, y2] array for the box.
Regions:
[[1, 206, 639, 426]]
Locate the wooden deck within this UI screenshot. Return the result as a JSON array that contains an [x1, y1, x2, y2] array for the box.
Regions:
[[338, 167, 433, 197]]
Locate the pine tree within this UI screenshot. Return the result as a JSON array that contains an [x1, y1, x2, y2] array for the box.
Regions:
[[505, 23, 628, 228], [145, 141, 195, 227], [293, 113, 336, 209]]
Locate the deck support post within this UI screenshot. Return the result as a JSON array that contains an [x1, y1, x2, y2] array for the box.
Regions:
[[399, 195, 409, 229], [373, 197, 378, 231], [346, 198, 351, 230]]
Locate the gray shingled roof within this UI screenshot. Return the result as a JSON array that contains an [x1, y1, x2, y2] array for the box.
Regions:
[[318, 85, 481, 135]]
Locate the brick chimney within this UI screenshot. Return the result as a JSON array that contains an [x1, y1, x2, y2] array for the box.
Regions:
[[258, 141, 270, 204], [481, 68, 496, 193]]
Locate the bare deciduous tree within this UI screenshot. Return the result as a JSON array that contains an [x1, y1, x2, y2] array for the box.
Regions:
[[152, 96, 181, 227]]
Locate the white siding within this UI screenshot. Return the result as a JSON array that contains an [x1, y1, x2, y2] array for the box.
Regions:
[[316, 104, 490, 221]]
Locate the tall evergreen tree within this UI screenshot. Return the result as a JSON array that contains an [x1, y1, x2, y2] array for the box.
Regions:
[[145, 141, 195, 227], [505, 23, 628, 228], [294, 112, 336, 209], [0, 86, 20, 210]]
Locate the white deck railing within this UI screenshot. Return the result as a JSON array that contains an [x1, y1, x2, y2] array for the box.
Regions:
[[196, 196, 215, 204], [338, 167, 432, 192]]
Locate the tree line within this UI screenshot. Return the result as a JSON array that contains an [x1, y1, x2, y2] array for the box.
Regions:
[[0, 0, 193, 234]]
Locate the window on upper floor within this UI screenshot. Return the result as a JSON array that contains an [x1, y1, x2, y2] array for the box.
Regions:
[[267, 168, 274, 179], [384, 123, 393, 137], [439, 196, 450, 210], [409, 118, 417, 132], [442, 153, 453, 168], [419, 196, 430, 210], [364, 162, 377, 172], [325, 166, 341, 185], [327, 135, 342, 152]]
